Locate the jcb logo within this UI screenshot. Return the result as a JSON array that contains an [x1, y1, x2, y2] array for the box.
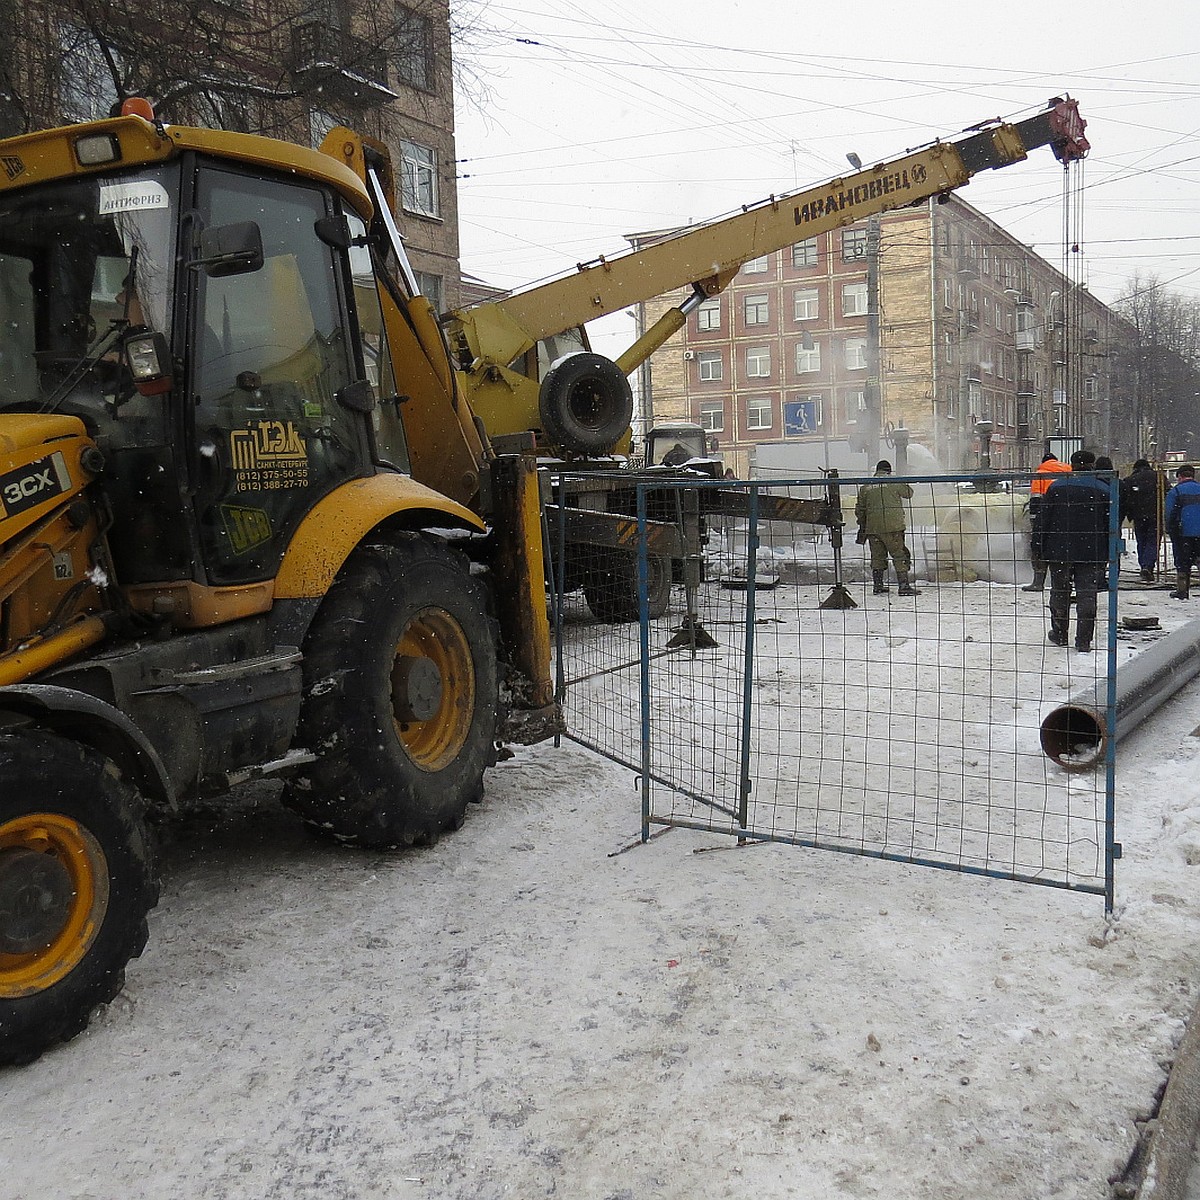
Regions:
[[1, 155, 24, 181], [0, 452, 70, 520]]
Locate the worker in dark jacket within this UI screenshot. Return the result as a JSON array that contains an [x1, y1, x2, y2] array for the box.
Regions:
[[1164, 464, 1200, 599], [1120, 458, 1161, 583], [1039, 449, 1110, 652], [1022, 451, 1072, 591], [855, 459, 920, 596]]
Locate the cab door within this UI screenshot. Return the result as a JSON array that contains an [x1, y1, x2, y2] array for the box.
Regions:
[[188, 168, 370, 585]]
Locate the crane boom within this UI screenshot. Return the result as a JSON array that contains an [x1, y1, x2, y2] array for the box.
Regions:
[[447, 98, 1088, 457]]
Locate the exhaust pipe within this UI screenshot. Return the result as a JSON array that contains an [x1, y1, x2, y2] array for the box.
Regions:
[[1040, 617, 1200, 771]]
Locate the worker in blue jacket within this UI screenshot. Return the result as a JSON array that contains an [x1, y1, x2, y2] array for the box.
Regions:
[[1164, 464, 1200, 599], [1039, 449, 1111, 652]]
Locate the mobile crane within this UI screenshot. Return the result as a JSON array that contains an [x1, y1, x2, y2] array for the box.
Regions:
[[0, 96, 1088, 1066], [435, 98, 1090, 620], [447, 97, 1089, 462]]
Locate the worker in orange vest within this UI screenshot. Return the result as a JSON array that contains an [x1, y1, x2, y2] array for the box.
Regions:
[[1023, 451, 1073, 591]]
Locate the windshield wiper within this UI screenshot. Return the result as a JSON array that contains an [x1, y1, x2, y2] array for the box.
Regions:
[[41, 247, 141, 415]]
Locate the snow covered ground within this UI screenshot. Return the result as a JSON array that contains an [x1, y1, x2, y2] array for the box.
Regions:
[[4, 584, 1200, 1198]]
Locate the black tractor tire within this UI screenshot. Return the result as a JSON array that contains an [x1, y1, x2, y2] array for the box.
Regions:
[[583, 550, 672, 623], [0, 729, 158, 1067], [538, 353, 634, 456], [283, 535, 499, 848]]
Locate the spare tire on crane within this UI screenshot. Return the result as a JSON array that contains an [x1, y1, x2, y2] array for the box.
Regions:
[[538, 353, 634, 456]]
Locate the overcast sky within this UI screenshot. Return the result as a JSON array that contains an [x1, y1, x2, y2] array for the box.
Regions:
[[452, 0, 1198, 353]]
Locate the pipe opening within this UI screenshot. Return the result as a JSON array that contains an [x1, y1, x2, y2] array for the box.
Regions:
[[1039, 704, 1104, 771]]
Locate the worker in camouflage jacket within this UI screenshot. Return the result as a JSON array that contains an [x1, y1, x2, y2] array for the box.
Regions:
[[855, 459, 920, 596]]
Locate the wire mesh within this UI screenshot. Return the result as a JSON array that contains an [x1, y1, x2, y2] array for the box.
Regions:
[[551, 470, 1118, 906]]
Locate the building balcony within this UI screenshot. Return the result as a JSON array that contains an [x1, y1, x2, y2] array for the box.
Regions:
[[291, 21, 398, 107], [1014, 329, 1037, 353]]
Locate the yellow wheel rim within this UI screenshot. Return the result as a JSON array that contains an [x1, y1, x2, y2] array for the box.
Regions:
[[392, 607, 476, 773], [0, 813, 109, 999]]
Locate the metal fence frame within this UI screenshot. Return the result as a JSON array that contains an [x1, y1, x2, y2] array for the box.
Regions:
[[552, 469, 1120, 911]]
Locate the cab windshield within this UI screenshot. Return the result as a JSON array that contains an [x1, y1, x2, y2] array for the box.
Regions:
[[0, 166, 177, 429]]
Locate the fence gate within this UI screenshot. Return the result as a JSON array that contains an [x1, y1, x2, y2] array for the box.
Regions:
[[552, 471, 1119, 909]]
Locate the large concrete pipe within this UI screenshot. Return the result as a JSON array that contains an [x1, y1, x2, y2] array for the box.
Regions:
[[1040, 617, 1200, 770]]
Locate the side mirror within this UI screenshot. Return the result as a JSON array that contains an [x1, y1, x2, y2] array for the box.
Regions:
[[192, 222, 264, 277]]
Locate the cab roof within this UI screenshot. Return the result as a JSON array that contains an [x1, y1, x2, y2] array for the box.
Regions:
[[0, 114, 373, 219]]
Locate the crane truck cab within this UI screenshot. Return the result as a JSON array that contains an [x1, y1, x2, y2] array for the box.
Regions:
[[0, 105, 554, 1066]]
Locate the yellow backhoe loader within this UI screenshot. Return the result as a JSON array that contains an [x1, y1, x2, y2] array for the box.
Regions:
[[0, 103, 554, 1065]]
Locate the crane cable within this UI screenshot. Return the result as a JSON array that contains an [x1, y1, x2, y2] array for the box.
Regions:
[[1060, 155, 1088, 438]]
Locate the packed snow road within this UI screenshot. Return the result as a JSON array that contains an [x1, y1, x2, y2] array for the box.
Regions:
[[3, 685, 1200, 1197]]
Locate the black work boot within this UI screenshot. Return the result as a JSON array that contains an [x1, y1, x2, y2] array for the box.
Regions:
[[1047, 611, 1069, 645], [897, 574, 921, 596], [872, 571, 889, 595], [1140, 568, 1155, 584], [1022, 568, 1046, 592], [1075, 617, 1095, 652], [1170, 571, 1190, 600]]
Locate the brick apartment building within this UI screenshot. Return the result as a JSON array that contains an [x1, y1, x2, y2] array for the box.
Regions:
[[633, 195, 1136, 477], [3, 0, 462, 306]]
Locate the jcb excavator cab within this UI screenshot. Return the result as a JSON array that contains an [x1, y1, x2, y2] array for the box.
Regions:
[[0, 157, 410, 607]]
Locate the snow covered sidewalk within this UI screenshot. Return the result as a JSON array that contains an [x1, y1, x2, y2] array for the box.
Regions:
[[3, 675, 1200, 1197]]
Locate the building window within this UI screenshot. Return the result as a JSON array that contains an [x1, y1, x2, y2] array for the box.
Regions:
[[746, 346, 771, 378], [747, 396, 773, 430], [791, 239, 818, 268], [795, 342, 820, 374], [744, 294, 770, 325], [981, 245, 990, 275], [696, 298, 721, 331], [846, 390, 866, 424], [943, 278, 952, 309], [784, 395, 822, 435], [395, 4, 435, 91], [697, 351, 723, 382], [842, 228, 869, 262], [794, 287, 819, 321], [945, 387, 957, 419], [400, 140, 440, 217], [742, 255, 770, 274], [414, 272, 443, 312], [699, 401, 724, 432], [1084, 375, 1096, 400], [844, 338, 868, 370], [944, 332, 953, 363], [842, 282, 868, 317]]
